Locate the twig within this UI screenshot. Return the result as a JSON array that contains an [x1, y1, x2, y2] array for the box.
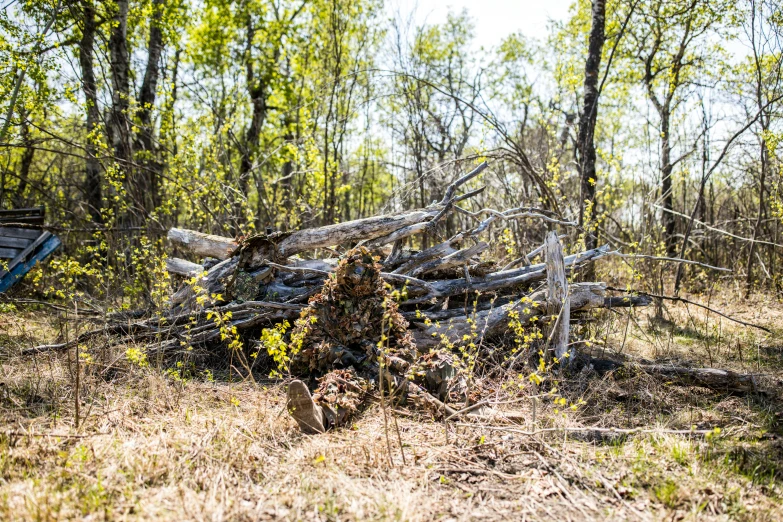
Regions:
[[502, 235, 567, 271], [439, 161, 488, 205], [652, 204, 783, 248], [607, 252, 732, 272], [263, 259, 435, 292], [606, 286, 771, 333], [454, 205, 577, 235], [454, 424, 721, 437]]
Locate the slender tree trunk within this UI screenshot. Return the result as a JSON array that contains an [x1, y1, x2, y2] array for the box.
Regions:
[[109, 0, 132, 219], [660, 111, 676, 256], [577, 0, 606, 278], [79, 0, 102, 223], [136, 0, 165, 218], [240, 17, 270, 230], [14, 115, 34, 207], [746, 133, 768, 296]]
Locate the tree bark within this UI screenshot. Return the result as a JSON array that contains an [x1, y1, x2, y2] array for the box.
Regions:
[[660, 112, 677, 256], [13, 115, 34, 207], [238, 16, 272, 229], [79, 0, 102, 223], [577, 0, 606, 270], [167, 228, 238, 259], [135, 0, 166, 217], [544, 231, 571, 363], [108, 0, 132, 219]]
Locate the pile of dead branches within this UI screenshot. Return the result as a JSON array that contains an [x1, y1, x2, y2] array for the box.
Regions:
[[24, 162, 759, 394]]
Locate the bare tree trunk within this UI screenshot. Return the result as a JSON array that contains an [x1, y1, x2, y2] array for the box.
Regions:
[[239, 17, 271, 231], [577, 0, 606, 279], [660, 112, 677, 257], [109, 0, 133, 220], [13, 114, 34, 207], [78, 0, 102, 223], [135, 0, 165, 218], [746, 134, 768, 296]]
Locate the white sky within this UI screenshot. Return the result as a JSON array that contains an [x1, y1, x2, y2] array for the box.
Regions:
[[388, 0, 575, 48]]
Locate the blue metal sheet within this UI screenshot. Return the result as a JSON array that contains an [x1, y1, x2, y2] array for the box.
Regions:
[[0, 235, 61, 293]]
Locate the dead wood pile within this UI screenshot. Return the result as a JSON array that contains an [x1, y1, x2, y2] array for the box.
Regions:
[[23, 162, 760, 394]]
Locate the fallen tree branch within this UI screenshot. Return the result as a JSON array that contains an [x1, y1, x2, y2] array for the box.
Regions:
[[606, 287, 771, 333], [454, 424, 725, 439], [586, 357, 758, 394]]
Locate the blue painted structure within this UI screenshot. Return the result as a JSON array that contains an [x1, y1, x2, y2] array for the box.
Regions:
[[0, 234, 61, 292]]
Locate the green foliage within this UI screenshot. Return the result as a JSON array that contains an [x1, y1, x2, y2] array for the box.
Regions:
[[0, 0, 782, 317], [258, 320, 291, 377]]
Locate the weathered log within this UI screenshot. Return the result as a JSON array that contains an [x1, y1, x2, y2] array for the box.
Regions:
[[544, 231, 570, 363], [166, 257, 203, 277], [392, 234, 463, 274], [646, 365, 757, 393], [239, 163, 487, 267], [167, 228, 237, 259], [411, 282, 606, 349], [170, 257, 238, 308], [274, 209, 440, 260], [365, 222, 430, 248], [587, 358, 758, 394], [410, 241, 488, 277], [404, 245, 609, 303]]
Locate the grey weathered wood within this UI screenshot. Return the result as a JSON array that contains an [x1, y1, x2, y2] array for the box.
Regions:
[[544, 231, 571, 364], [0, 236, 32, 249], [392, 234, 463, 274], [0, 247, 21, 259], [645, 365, 757, 393], [170, 257, 238, 308], [168, 164, 488, 267], [365, 222, 430, 248], [412, 282, 606, 349], [501, 234, 568, 271], [410, 241, 488, 277], [275, 209, 439, 258], [167, 228, 237, 260], [485, 245, 607, 282], [0, 227, 42, 240], [402, 245, 608, 304], [588, 358, 757, 394], [166, 257, 204, 277]]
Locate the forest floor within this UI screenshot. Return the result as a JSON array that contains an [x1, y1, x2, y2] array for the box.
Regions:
[[0, 286, 782, 521]]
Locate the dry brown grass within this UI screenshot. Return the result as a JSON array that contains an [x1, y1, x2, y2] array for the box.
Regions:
[[1, 286, 782, 521]]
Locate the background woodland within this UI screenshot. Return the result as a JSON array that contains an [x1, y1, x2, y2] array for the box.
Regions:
[[1, 0, 782, 305]]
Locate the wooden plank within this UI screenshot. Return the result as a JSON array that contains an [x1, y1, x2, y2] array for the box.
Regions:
[[0, 207, 44, 217], [0, 215, 44, 225], [0, 227, 43, 240], [0, 236, 32, 249], [544, 231, 571, 365], [0, 232, 52, 277], [0, 247, 21, 259], [0, 235, 61, 292]]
